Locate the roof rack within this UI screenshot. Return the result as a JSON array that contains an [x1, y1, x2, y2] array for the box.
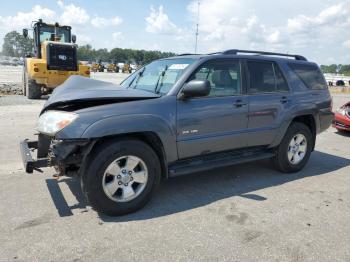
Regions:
[[177, 53, 198, 56], [206, 52, 222, 55], [221, 49, 307, 61]]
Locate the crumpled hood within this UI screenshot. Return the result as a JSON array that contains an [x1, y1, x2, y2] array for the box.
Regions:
[[42, 75, 160, 113]]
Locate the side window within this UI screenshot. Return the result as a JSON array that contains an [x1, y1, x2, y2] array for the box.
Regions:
[[248, 61, 275, 93], [247, 61, 289, 93], [274, 65, 289, 91], [194, 67, 210, 81], [288, 63, 326, 89], [189, 60, 241, 97]]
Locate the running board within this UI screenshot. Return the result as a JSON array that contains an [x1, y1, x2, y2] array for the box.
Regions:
[[168, 148, 275, 177]]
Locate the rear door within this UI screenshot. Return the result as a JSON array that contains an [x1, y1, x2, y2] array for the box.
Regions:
[[245, 60, 291, 147], [176, 59, 249, 159]]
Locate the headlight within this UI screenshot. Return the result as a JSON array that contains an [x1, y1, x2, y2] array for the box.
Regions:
[[337, 108, 346, 116], [337, 107, 350, 118], [37, 111, 78, 135]]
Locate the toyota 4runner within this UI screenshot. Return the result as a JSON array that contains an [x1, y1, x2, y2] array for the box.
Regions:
[[20, 49, 333, 215]]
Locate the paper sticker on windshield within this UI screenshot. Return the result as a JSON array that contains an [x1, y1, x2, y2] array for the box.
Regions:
[[169, 64, 189, 70]]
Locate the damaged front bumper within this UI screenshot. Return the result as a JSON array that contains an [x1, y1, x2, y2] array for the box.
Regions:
[[20, 139, 52, 173], [20, 134, 94, 174]]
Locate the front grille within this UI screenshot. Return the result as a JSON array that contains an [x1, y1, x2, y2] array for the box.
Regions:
[[46, 43, 78, 71]]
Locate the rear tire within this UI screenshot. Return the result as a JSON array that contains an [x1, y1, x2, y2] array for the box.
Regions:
[[273, 122, 313, 173], [81, 139, 161, 216], [26, 75, 42, 99]]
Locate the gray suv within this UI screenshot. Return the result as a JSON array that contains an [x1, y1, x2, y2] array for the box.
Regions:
[[20, 49, 334, 215]]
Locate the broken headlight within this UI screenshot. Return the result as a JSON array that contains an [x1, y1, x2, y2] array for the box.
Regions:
[[37, 111, 78, 136]]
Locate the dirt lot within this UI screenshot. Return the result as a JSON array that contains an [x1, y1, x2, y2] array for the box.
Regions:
[[0, 69, 350, 261]]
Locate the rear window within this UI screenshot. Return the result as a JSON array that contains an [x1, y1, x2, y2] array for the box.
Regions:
[[289, 63, 326, 89]]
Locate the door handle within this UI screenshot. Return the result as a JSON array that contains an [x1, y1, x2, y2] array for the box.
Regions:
[[280, 96, 289, 104], [234, 99, 247, 108]]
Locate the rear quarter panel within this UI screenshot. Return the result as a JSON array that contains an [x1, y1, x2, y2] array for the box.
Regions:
[[269, 61, 333, 147]]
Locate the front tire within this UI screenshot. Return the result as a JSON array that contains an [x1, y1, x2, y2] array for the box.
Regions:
[[273, 122, 313, 173], [25, 73, 42, 99], [81, 139, 161, 216]]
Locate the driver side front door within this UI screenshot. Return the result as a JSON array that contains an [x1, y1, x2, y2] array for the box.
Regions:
[[176, 59, 249, 159]]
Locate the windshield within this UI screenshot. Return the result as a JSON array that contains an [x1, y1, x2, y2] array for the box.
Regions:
[[121, 58, 195, 94], [39, 26, 70, 43]]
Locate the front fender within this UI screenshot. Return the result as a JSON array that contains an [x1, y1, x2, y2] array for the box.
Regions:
[[81, 114, 178, 163]]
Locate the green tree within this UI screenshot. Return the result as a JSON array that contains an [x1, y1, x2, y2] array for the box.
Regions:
[[320, 64, 337, 74], [95, 48, 110, 61], [2, 31, 33, 57], [340, 65, 350, 76], [78, 45, 176, 65], [77, 44, 94, 61], [320, 64, 350, 76]]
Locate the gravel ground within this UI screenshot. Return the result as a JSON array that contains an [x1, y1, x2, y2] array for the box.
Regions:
[[0, 65, 23, 95], [0, 92, 349, 261]]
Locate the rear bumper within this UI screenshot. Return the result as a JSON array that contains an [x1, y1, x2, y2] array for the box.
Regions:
[[20, 140, 51, 173]]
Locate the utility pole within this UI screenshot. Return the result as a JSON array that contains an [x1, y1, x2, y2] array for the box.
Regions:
[[194, 0, 200, 54]]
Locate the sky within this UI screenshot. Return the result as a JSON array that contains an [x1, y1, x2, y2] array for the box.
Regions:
[[0, 0, 350, 64]]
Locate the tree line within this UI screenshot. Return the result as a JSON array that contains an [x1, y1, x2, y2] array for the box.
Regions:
[[77, 44, 176, 65], [1, 30, 176, 65], [320, 64, 350, 76]]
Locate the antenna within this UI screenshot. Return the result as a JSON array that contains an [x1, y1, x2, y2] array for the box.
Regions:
[[194, 1, 200, 54]]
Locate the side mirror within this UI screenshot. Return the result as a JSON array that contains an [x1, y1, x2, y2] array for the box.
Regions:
[[23, 29, 28, 38], [72, 35, 76, 43], [181, 80, 211, 99]]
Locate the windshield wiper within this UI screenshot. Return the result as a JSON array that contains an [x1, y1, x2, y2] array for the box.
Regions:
[[128, 67, 145, 88], [154, 65, 168, 94]]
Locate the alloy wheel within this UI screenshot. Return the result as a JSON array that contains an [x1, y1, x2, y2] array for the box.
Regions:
[[102, 155, 148, 202], [287, 134, 307, 165]]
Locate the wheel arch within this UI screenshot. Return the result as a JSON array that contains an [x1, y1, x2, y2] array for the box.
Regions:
[[84, 131, 169, 179], [291, 114, 316, 150], [270, 113, 318, 150]]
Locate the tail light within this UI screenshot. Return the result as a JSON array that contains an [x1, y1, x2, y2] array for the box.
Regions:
[[85, 70, 90, 75], [34, 67, 39, 72]]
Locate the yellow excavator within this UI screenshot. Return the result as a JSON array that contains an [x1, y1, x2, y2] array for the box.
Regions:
[[122, 63, 132, 74], [91, 60, 105, 72], [22, 19, 90, 99], [107, 60, 119, 73]]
